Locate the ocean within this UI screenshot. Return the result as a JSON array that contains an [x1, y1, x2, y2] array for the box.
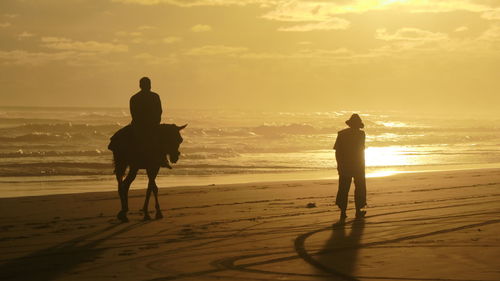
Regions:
[[1, 106, 499, 197]]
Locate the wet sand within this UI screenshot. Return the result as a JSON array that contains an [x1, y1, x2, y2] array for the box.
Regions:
[[1, 168, 499, 281]]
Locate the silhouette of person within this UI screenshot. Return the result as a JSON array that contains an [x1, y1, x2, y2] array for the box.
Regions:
[[333, 113, 367, 219], [130, 77, 162, 129], [130, 77, 168, 166]]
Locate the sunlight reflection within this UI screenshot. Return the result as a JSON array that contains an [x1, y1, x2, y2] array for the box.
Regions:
[[375, 121, 409, 127], [365, 146, 421, 167], [382, 0, 409, 5], [366, 170, 401, 178]]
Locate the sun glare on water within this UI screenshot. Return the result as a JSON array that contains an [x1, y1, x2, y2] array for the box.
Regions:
[[382, 0, 410, 5], [365, 146, 420, 167]]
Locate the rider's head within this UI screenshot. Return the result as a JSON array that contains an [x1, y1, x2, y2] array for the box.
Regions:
[[139, 77, 151, 91]]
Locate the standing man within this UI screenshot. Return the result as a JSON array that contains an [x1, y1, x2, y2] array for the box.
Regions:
[[333, 113, 367, 219], [130, 77, 168, 166]]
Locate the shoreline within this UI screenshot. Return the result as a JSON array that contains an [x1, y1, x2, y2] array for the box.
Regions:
[[1, 165, 499, 199]]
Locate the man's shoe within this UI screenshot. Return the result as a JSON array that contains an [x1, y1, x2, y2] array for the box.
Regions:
[[355, 210, 366, 218], [340, 210, 347, 219]]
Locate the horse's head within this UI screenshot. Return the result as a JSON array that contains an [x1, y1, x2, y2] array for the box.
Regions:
[[160, 123, 187, 164]]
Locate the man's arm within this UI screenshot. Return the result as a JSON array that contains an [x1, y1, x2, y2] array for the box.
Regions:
[[130, 96, 138, 123], [361, 131, 366, 150], [334, 133, 346, 172], [154, 93, 162, 124], [333, 132, 341, 150]]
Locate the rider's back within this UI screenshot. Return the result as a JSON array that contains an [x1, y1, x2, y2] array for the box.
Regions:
[[130, 90, 162, 129]]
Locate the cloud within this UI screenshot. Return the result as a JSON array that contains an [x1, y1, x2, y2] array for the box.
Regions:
[[191, 24, 212, 32], [278, 18, 350, 32], [134, 52, 178, 64], [455, 26, 468, 32], [163, 36, 182, 44], [114, 31, 146, 44], [0, 22, 11, 28], [183, 44, 357, 62], [41, 37, 128, 53], [185, 45, 248, 56], [111, 0, 272, 7], [18, 32, 35, 39], [0, 50, 72, 65], [111, 0, 164, 5], [240, 48, 355, 60], [205, 47, 358, 65], [262, 0, 498, 25], [482, 9, 500, 20], [478, 25, 500, 41], [373, 28, 449, 54], [290, 48, 355, 60], [138, 25, 157, 30], [394, 0, 490, 14], [0, 48, 126, 67], [262, 1, 334, 22], [115, 31, 142, 37], [110, 0, 500, 16], [375, 28, 448, 42]]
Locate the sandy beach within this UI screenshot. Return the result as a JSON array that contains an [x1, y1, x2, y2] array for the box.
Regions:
[[1, 168, 499, 281]]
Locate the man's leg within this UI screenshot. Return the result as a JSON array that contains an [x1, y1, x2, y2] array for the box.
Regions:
[[353, 171, 367, 218], [336, 173, 352, 218]]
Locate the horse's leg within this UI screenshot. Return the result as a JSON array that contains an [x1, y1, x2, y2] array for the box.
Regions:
[[142, 168, 154, 221], [117, 166, 138, 222], [116, 164, 125, 200], [123, 167, 138, 212], [149, 166, 163, 219], [115, 161, 127, 222], [142, 187, 152, 220], [151, 167, 163, 219]]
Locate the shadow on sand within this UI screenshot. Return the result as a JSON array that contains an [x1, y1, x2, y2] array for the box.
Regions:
[[0, 221, 149, 281], [315, 219, 365, 281]]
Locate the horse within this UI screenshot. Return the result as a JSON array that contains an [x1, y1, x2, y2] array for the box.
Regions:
[[108, 123, 186, 222]]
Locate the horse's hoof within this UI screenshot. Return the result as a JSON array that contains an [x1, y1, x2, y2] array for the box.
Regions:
[[155, 211, 163, 219], [143, 214, 152, 221], [117, 211, 129, 223]]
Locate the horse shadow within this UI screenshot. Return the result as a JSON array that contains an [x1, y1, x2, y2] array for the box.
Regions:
[[0, 221, 148, 281]]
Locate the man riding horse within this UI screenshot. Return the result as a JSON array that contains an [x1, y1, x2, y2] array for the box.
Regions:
[[109, 77, 186, 222], [130, 77, 169, 167]]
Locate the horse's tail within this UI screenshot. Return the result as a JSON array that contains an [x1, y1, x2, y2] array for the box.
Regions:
[[108, 125, 133, 176]]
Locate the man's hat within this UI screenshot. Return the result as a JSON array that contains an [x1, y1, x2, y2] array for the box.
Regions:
[[345, 113, 364, 129]]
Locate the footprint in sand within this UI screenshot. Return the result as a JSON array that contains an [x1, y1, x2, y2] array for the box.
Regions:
[[32, 224, 51, 229], [118, 249, 137, 256], [139, 244, 160, 250], [0, 235, 30, 242], [181, 227, 192, 233], [1, 225, 14, 231], [51, 228, 71, 234]]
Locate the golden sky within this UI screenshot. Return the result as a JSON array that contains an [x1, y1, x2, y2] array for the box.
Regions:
[[1, 0, 499, 113]]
